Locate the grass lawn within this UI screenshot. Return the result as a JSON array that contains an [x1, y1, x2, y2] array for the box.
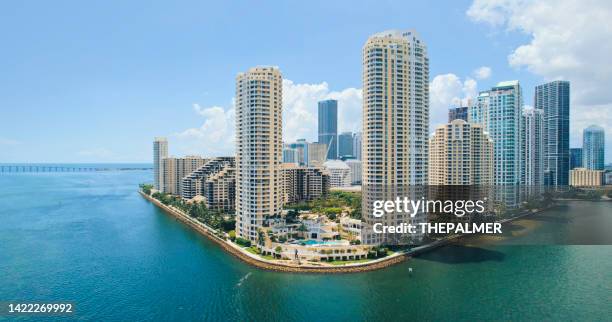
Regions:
[[245, 246, 260, 255], [327, 258, 372, 266]]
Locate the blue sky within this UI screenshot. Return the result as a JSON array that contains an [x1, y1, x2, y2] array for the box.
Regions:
[[1, 0, 610, 163]]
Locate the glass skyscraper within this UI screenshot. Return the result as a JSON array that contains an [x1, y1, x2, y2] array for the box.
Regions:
[[570, 148, 582, 169], [470, 81, 522, 185], [318, 99, 338, 160], [536, 80, 570, 186], [338, 132, 354, 158], [448, 106, 468, 122], [583, 125, 605, 170]]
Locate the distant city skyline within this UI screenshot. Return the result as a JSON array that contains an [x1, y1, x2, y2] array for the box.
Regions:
[[1, 1, 611, 163]]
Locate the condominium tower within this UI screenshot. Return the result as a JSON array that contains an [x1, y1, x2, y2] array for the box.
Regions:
[[469, 81, 522, 185], [429, 119, 493, 185], [362, 29, 429, 186], [520, 108, 544, 185], [161, 155, 207, 195], [362, 30, 429, 245], [583, 125, 605, 170], [153, 137, 168, 190], [235, 66, 283, 241], [536, 81, 570, 186], [318, 99, 338, 160]]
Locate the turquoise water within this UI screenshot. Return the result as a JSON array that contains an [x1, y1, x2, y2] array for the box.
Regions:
[[0, 170, 610, 321]]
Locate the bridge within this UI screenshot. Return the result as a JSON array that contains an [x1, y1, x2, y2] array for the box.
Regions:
[[0, 165, 152, 173]]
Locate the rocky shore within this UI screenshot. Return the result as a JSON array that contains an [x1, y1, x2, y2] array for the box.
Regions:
[[140, 191, 409, 273]]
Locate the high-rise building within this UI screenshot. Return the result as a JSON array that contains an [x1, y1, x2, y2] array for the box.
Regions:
[[323, 160, 351, 187], [282, 144, 299, 163], [362, 30, 429, 245], [318, 99, 338, 160], [570, 148, 583, 170], [235, 66, 283, 241], [161, 156, 207, 195], [288, 139, 309, 165], [429, 119, 493, 185], [338, 132, 354, 158], [307, 142, 328, 167], [345, 159, 362, 185], [362, 29, 429, 186], [153, 137, 168, 190], [448, 106, 468, 122], [470, 81, 522, 185], [520, 108, 544, 185], [536, 81, 570, 186], [181, 157, 236, 213], [352, 132, 362, 160], [583, 125, 605, 170]]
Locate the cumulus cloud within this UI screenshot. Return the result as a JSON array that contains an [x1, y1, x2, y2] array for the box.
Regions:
[[175, 104, 236, 157], [430, 74, 478, 129], [473, 66, 492, 80], [467, 0, 612, 160], [174, 80, 362, 156]]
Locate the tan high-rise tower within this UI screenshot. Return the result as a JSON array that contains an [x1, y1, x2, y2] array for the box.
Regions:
[[362, 30, 429, 245], [362, 29, 429, 187], [235, 66, 283, 241], [429, 119, 494, 185]]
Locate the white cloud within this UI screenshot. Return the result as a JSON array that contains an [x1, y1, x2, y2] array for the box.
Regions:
[[174, 80, 363, 157], [175, 104, 236, 157], [473, 66, 492, 80], [467, 0, 612, 160], [430, 74, 478, 129]]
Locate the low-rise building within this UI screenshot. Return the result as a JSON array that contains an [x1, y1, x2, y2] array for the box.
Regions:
[[323, 160, 351, 188], [570, 168, 604, 187]]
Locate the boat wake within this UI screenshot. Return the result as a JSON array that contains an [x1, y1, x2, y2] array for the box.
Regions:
[[236, 272, 251, 287]]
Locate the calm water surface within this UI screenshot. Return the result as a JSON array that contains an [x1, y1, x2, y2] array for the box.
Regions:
[[0, 170, 610, 321]]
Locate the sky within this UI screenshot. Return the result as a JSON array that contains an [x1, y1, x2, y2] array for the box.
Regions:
[[1, 0, 611, 163]]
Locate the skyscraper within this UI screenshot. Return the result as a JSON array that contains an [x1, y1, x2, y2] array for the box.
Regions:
[[352, 132, 362, 160], [318, 99, 338, 160], [520, 108, 544, 185], [235, 66, 283, 241], [536, 80, 570, 186], [153, 137, 168, 190], [362, 29, 429, 245], [583, 125, 605, 170], [338, 131, 354, 158], [570, 148, 583, 169], [448, 106, 468, 122], [363, 29, 429, 186], [429, 119, 493, 185], [307, 142, 327, 167], [470, 81, 522, 186]]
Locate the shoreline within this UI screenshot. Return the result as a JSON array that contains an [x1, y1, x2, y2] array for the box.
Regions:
[[140, 191, 416, 273], [139, 191, 553, 273]]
